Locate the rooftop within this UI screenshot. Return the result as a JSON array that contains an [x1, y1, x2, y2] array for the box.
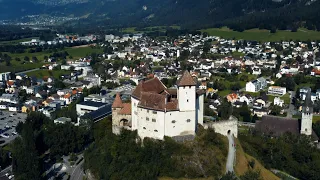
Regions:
[[77, 101, 107, 107]]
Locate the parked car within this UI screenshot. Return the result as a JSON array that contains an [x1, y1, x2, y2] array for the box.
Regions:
[[1, 133, 10, 138]]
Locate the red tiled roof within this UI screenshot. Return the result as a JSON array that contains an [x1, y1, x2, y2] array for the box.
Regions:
[[112, 93, 123, 108], [139, 92, 166, 110], [132, 77, 167, 99], [177, 71, 196, 86], [119, 103, 132, 115]]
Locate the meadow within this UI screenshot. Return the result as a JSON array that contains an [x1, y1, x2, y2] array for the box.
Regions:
[[201, 27, 320, 42], [0, 46, 103, 73]]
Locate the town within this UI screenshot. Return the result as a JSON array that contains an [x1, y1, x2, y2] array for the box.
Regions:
[[0, 31, 320, 180]]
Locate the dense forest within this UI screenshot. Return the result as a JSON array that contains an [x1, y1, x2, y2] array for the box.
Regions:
[[84, 117, 228, 180]]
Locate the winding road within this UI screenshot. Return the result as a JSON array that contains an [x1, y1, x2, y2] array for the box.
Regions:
[[226, 134, 236, 173]]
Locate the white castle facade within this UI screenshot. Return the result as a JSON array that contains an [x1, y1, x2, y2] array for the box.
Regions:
[[112, 71, 205, 140]]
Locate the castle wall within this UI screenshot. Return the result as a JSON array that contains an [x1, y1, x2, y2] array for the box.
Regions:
[[203, 117, 238, 138], [164, 110, 196, 137]]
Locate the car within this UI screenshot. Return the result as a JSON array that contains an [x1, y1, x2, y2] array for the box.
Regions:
[[1, 134, 9, 138], [5, 173, 9, 177], [8, 175, 14, 179], [12, 132, 17, 135]]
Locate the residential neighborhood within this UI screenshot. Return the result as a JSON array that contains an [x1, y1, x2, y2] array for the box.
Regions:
[[1, 31, 320, 180]]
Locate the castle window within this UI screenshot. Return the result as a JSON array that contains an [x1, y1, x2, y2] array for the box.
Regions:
[[154, 130, 158, 132], [187, 119, 191, 123], [172, 120, 176, 123], [187, 99, 189, 102], [113, 108, 116, 110], [152, 119, 156, 122], [305, 128, 307, 132], [143, 127, 146, 130], [146, 117, 149, 121], [152, 111, 157, 114], [147, 110, 149, 113]]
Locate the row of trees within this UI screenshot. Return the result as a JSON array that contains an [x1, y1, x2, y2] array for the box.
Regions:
[[10, 112, 93, 179]]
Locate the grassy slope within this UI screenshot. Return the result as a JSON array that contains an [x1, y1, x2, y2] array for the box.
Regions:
[[235, 139, 280, 180], [201, 27, 320, 42]]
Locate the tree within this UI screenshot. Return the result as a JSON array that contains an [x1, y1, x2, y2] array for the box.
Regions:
[[220, 172, 237, 180], [218, 99, 232, 119], [11, 123, 41, 180], [269, 105, 282, 116], [24, 56, 30, 62], [240, 170, 262, 180]]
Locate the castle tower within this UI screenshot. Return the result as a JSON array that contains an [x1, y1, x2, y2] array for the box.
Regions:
[[112, 93, 124, 126], [300, 89, 313, 136], [177, 71, 196, 112]]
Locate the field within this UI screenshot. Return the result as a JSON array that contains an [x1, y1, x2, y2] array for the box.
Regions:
[[122, 26, 180, 33], [25, 69, 71, 79], [0, 46, 103, 73], [201, 27, 320, 42], [0, 37, 37, 45]]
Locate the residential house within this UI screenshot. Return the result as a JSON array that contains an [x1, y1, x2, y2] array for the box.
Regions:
[[268, 86, 287, 96], [274, 97, 284, 107], [245, 77, 267, 92], [227, 93, 238, 103]]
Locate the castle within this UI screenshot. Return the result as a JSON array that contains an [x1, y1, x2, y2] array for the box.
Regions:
[[112, 71, 205, 140]]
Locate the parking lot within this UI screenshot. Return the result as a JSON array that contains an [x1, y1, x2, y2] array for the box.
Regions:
[[0, 111, 27, 147]]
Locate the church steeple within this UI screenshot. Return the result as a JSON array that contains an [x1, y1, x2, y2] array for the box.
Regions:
[[301, 88, 313, 136]]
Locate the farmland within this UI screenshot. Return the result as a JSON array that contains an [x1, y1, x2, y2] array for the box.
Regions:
[[201, 27, 320, 42]]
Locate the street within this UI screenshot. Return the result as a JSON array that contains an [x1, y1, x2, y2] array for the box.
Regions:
[[70, 160, 84, 180], [226, 134, 235, 173]]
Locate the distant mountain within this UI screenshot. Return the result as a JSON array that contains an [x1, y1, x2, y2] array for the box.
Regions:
[[1, 0, 320, 31]]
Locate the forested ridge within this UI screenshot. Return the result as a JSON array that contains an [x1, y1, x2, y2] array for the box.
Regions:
[[2, 0, 320, 31]]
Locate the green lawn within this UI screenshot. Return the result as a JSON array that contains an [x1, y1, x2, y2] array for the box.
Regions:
[[25, 69, 71, 79], [0, 46, 103, 73], [217, 90, 231, 97], [0, 37, 37, 45], [201, 27, 320, 42], [268, 93, 290, 104], [313, 116, 320, 123], [65, 47, 103, 59]]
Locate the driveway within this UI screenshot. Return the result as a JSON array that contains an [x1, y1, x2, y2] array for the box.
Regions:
[[226, 134, 236, 173]]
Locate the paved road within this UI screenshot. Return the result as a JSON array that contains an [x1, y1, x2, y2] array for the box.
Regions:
[[70, 160, 84, 180], [15, 68, 40, 75], [0, 166, 12, 180], [226, 134, 235, 173]]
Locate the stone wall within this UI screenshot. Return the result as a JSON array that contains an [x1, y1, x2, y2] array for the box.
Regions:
[[203, 116, 238, 138]]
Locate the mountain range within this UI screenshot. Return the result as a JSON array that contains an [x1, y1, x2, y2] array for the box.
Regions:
[[1, 0, 320, 30]]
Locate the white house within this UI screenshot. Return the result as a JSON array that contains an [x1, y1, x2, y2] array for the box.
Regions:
[[268, 86, 287, 96], [245, 77, 267, 92], [0, 72, 10, 82], [112, 71, 205, 140], [274, 97, 284, 107]]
